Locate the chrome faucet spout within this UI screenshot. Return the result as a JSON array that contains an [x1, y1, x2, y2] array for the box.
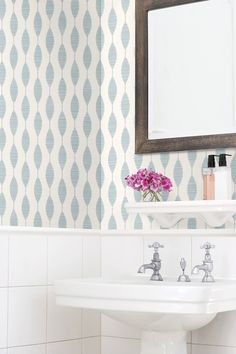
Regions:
[[138, 263, 154, 274], [192, 264, 207, 275], [191, 265, 200, 275]]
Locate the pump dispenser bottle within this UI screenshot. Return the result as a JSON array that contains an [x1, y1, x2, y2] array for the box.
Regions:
[[214, 154, 232, 200], [203, 155, 217, 200]]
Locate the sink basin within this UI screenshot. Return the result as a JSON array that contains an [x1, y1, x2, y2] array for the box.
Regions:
[[55, 276, 236, 354]]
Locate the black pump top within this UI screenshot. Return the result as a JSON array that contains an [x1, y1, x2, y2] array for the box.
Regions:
[[219, 153, 232, 167], [208, 155, 217, 168]]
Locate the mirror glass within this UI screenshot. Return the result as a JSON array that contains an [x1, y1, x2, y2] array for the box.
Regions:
[[148, 0, 236, 140]]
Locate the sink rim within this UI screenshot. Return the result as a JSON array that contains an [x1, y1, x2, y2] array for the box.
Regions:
[[55, 276, 236, 315]]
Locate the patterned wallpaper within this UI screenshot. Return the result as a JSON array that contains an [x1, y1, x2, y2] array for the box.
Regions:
[[0, 0, 235, 229], [0, 0, 100, 228], [100, 0, 236, 230]]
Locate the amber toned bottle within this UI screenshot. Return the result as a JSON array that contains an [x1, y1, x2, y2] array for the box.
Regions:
[[203, 155, 217, 200]]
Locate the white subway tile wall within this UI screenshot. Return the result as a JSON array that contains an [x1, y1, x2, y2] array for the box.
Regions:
[[9, 236, 47, 286], [101, 236, 143, 277], [47, 236, 83, 283], [82, 337, 101, 354], [0, 227, 101, 354], [46, 287, 82, 342], [0, 350, 7, 354], [82, 309, 101, 338], [8, 287, 47, 347], [47, 340, 82, 354]]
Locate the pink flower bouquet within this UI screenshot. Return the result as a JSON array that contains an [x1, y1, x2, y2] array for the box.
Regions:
[[125, 168, 172, 202]]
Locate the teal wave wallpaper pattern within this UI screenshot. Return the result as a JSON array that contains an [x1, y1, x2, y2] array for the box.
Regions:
[[0, 0, 235, 229], [0, 0, 100, 228], [100, 0, 236, 230]]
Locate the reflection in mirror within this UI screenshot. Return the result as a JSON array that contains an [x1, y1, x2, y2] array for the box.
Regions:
[[135, 0, 236, 153]]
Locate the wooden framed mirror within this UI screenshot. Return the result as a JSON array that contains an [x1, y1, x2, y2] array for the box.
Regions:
[[135, 0, 236, 153]]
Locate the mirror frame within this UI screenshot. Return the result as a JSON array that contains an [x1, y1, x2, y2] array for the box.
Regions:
[[135, 0, 236, 153]]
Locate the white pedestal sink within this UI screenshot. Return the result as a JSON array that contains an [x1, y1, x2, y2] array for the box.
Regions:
[[55, 276, 236, 354]]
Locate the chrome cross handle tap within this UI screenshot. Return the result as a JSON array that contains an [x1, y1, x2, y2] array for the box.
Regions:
[[138, 242, 164, 281], [192, 242, 215, 283]]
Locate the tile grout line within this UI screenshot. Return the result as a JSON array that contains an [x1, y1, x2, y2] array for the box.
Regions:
[[0, 336, 101, 351]]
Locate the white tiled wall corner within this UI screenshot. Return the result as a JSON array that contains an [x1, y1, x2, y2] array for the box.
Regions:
[[47, 286, 82, 342], [0, 236, 8, 287], [0, 289, 8, 348], [8, 286, 47, 347], [47, 340, 82, 354], [48, 236, 83, 283], [143, 236, 192, 279], [8, 344, 46, 354], [82, 337, 101, 354], [101, 337, 140, 354], [9, 236, 47, 286], [101, 236, 143, 277], [192, 344, 236, 354]]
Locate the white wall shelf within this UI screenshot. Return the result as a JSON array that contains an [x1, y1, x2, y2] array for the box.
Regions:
[[125, 200, 236, 228]]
